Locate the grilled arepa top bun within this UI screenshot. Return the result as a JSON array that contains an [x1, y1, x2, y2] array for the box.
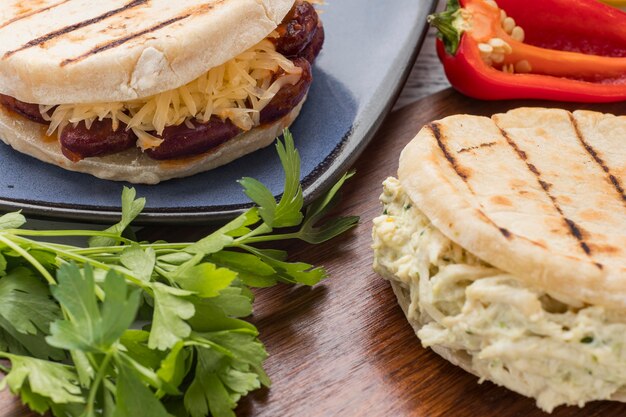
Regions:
[[0, 0, 295, 104], [399, 108, 626, 309]]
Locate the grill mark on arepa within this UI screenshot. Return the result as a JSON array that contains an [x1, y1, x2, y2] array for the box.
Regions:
[[458, 141, 497, 153], [0, 0, 71, 30], [497, 125, 598, 262], [569, 113, 626, 207], [428, 123, 468, 180], [498, 228, 511, 238], [3, 0, 150, 59], [59, 3, 220, 66], [428, 123, 512, 240]]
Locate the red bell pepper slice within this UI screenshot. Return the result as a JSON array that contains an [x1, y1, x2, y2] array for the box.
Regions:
[[430, 0, 626, 102]]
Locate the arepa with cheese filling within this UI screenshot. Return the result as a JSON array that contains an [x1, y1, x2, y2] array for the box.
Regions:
[[0, 0, 323, 183]]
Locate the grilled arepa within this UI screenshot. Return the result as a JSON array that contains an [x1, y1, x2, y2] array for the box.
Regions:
[[373, 108, 626, 412], [0, 0, 323, 183]]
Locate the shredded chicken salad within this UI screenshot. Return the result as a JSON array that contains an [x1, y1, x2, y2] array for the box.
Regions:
[[372, 177, 626, 413]]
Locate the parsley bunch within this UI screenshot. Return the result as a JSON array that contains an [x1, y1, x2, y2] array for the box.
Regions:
[[0, 131, 358, 417]]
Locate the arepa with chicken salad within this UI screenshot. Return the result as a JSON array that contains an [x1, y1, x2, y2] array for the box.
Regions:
[[373, 107, 626, 412]]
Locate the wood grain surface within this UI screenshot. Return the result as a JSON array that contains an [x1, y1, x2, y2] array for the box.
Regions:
[[4, 89, 626, 417], [394, 22, 449, 108]]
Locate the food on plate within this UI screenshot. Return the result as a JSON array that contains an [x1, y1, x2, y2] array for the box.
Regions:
[[372, 108, 626, 412], [0, 0, 323, 184], [429, 0, 626, 102]]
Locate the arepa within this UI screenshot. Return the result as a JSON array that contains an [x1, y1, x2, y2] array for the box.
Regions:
[[0, 0, 323, 183], [373, 108, 626, 412]]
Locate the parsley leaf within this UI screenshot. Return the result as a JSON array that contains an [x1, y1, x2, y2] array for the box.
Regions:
[[296, 171, 359, 244], [120, 330, 164, 371], [148, 283, 194, 350], [272, 129, 305, 227], [239, 130, 303, 228], [184, 353, 234, 417], [184, 210, 260, 257], [238, 177, 276, 227], [242, 245, 326, 285], [0, 267, 61, 359], [189, 289, 256, 334], [0, 352, 84, 413], [120, 245, 156, 282], [199, 332, 268, 381], [88, 187, 145, 247], [0, 212, 25, 230], [184, 337, 266, 417], [113, 355, 170, 417], [47, 265, 141, 352], [0, 253, 6, 276], [156, 341, 190, 395], [174, 263, 237, 298], [208, 251, 278, 288]]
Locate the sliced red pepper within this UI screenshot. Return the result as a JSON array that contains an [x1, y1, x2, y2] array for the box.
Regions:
[[430, 0, 626, 102]]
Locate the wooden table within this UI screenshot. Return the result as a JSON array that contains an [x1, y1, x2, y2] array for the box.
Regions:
[[394, 15, 449, 109]]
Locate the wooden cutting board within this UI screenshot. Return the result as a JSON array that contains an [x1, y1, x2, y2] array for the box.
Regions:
[[3, 89, 626, 417]]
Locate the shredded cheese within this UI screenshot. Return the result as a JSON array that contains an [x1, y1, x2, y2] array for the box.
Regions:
[[44, 38, 302, 150]]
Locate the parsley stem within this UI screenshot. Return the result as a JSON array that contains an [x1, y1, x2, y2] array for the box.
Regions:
[[118, 352, 162, 388], [7, 229, 133, 244], [235, 223, 273, 243], [9, 236, 149, 291], [70, 243, 191, 255], [86, 349, 114, 415], [154, 266, 171, 277], [236, 232, 299, 244], [187, 337, 234, 358], [0, 235, 56, 285]]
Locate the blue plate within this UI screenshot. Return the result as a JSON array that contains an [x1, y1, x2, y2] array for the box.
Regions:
[[0, 0, 437, 224]]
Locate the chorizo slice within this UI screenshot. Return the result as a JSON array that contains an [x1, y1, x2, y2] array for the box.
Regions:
[[60, 119, 136, 161], [145, 117, 241, 160], [0, 94, 49, 125], [274, 1, 320, 59], [260, 57, 312, 125]]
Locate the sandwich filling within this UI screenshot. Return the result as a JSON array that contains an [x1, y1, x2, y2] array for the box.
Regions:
[[0, 0, 322, 162], [373, 177, 626, 413], [44, 39, 305, 150]]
